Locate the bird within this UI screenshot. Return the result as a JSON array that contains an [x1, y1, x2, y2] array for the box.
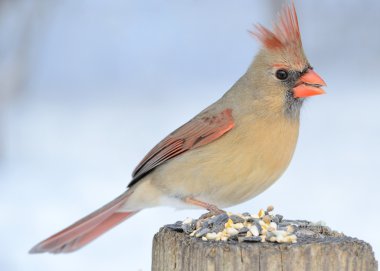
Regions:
[[30, 2, 326, 254]]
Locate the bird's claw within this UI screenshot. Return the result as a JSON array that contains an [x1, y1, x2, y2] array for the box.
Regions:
[[205, 205, 226, 217]]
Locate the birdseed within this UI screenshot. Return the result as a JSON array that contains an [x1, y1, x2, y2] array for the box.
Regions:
[[171, 206, 299, 244]]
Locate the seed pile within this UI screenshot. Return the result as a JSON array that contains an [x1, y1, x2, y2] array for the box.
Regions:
[[166, 206, 298, 244]]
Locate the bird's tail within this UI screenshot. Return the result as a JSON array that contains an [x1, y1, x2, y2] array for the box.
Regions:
[[29, 191, 138, 254]]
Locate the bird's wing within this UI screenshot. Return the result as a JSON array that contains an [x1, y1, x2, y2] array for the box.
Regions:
[[128, 108, 235, 187]]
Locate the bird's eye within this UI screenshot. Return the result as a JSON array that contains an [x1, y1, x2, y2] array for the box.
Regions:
[[275, 69, 289, 80]]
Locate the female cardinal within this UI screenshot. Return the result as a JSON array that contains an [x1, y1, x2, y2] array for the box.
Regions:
[[30, 2, 326, 254]]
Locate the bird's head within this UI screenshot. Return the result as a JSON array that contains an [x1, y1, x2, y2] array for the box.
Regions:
[[247, 2, 326, 118]]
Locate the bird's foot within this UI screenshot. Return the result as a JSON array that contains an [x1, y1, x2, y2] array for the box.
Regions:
[[206, 205, 225, 216], [199, 209, 225, 220], [184, 197, 225, 217]]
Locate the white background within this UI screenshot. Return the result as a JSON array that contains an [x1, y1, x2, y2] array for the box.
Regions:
[[0, 1, 379, 270]]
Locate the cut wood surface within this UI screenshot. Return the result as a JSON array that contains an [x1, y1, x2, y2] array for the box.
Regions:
[[152, 220, 378, 271]]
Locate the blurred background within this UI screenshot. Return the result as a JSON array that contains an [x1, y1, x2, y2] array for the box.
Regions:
[[1, 0, 379, 270]]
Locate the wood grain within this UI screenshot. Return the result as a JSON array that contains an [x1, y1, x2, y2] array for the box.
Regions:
[[152, 222, 378, 271]]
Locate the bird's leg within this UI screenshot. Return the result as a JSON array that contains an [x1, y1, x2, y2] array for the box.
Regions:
[[184, 197, 225, 217]]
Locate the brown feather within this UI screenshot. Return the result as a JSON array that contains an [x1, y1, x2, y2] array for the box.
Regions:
[[129, 108, 235, 187]]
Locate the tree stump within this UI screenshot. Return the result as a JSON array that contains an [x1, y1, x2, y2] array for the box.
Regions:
[[152, 220, 378, 271]]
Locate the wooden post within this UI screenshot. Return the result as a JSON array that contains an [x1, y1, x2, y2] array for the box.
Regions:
[[152, 220, 378, 271]]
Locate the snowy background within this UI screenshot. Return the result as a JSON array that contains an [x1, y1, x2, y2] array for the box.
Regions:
[[0, 0, 379, 270]]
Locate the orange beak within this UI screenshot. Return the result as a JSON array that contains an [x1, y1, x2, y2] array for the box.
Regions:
[[293, 69, 327, 98]]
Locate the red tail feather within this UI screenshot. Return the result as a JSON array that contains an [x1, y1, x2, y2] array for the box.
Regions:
[[30, 192, 138, 254]]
